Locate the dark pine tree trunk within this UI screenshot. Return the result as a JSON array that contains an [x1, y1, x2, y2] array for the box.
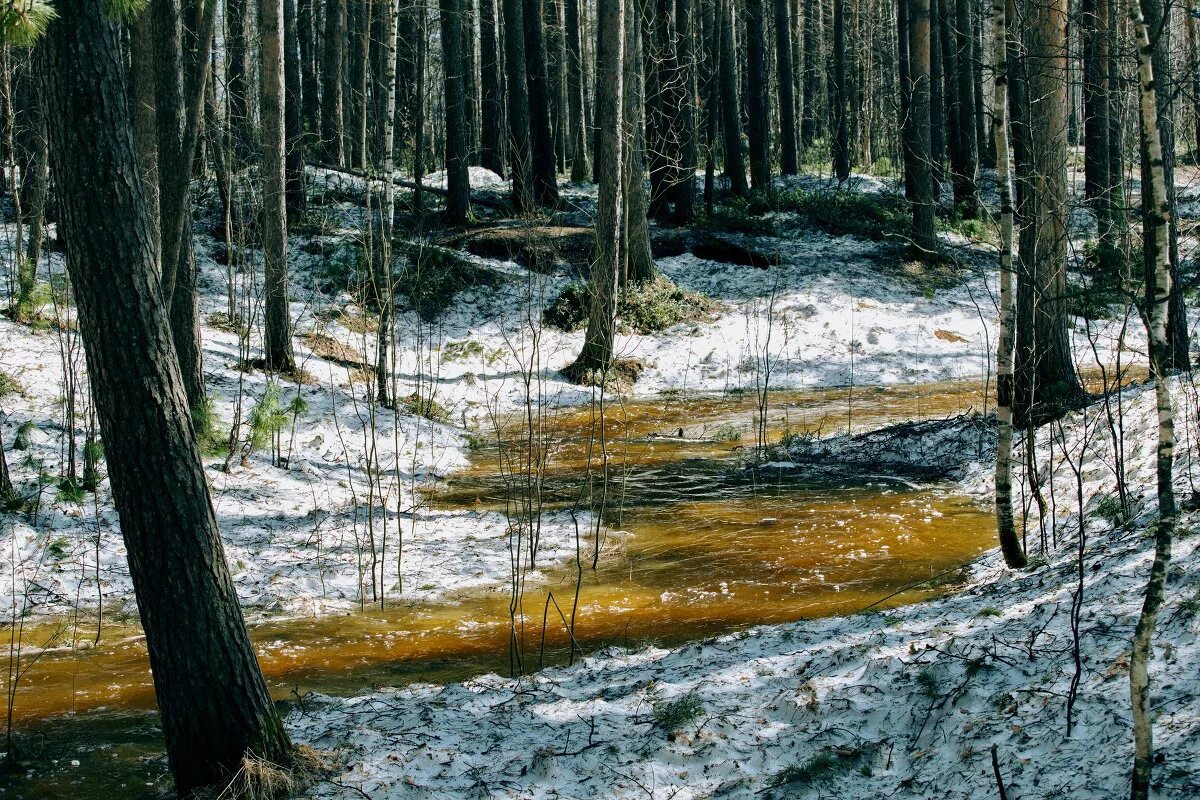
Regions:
[[642, 0, 672, 218], [158, 0, 215, 413], [702, 0, 719, 211], [898, 0, 916, 198], [284, 0, 307, 223], [1081, 0, 1114, 252], [42, 1, 293, 794], [504, 0, 536, 211], [442, 0, 474, 222], [717, 0, 748, 195], [774, 0, 799, 174], [671, 0, 698, 220], [938, 0, 963, 205], [226, 0, 255, 162], [346, 0, 368, 170], [565, 0, 589, 181], [746, 0, 772, 189], [952, 0, 978, 216], [624, 0, 656, 282], [321, 0, 348, 165], [467, 0, 482, 163], [929, 0, 944, 185], [832, 0, 850, 181], [19, 51, 48, 276], [801, 0, 825, 149], [481, 0, 508, 176], [525, 0, 560, 205], [299, 0, 320, 140]]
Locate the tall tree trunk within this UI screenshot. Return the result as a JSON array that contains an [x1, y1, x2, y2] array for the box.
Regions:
[[413, 0, 429, 213], [642, 0, 672, 217], [348, 0, 369, 170], [158, 0, 216, 413], [154, 0, 188, 305], [321, 0, 348, 165], [703, 0, 719, 211], [1128, 4, 1176, 798], [129, 23, 162, 268], [717, 0, 748, 194], [992, 0, 1024, 568], [467, 0, 482, 163], [374, 0, 401, 406], [526, 0, 560, 204], [774, 0, 799, 174], [298, 0, 320, 139], [261, 0, 297, 372], [899, 0, 916, 198], [832, 0, 850, 181], [1140, 0, 1190, 371], [569, 0, 624, 379], [481, 0, 508, 176], [565, 0, 590, 181], [443, 0, 474, 222], [42, 1, 293, 793], [1187, 0, 1200, 161], [909, 0, 937, 258], [952, 0, 979, 216], [1012, 0, 1082, 425], [20, 54, 47, 278], [671, 0, 698, 220], [227, 0, 255, 162], [504, 0, 536, 211], [624, 0, 656, 283], [284, 0, 307, 223], [801, 0, 825, 148], [938, 0, 962, 204], [746, 0, 771, 189], [1082, 0, 1114, 253], [545, 0, 566, 173]]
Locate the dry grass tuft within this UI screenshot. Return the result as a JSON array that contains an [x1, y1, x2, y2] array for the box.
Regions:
[[201, 745, 337, 800]]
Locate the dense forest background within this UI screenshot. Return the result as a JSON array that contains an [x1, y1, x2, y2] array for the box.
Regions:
[[0, 0, 1198, 797]]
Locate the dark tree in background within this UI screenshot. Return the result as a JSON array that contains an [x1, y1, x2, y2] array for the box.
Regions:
[[908, 0, 936, 259], [442, 0, 474, 222], [774, 0, 798, 175], [480, 0, 508, 176], [504, 0, 536, 211], [745, 0, 771, 190], [526, 0, 560, 205], [717, 0, 747, 195]]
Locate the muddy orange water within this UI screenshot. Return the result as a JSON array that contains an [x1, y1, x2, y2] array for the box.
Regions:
[[3, 379, 1011, 798], [5, 379, 999, 723]]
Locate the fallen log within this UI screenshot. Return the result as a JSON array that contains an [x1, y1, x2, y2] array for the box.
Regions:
[[310, 162, 511, 210]]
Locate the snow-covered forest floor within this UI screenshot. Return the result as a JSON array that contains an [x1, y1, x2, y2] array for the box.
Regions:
[[1, 164, 1197, 797], [295, 379, 1200, 799]]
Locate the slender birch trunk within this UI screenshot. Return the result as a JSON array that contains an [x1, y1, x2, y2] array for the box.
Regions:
[[1127, 1, 1176, 797], [261, 0, 296, 372], [375, 0, 400, 406], [993, 0, 1024, 568]]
